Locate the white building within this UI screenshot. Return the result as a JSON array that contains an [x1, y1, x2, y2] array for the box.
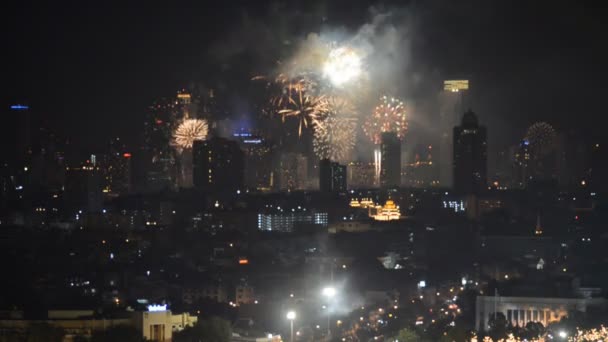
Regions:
[[475, 296, 608, 332]]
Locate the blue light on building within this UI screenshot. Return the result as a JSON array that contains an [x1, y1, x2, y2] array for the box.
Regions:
[[10, 104, 29, 110]]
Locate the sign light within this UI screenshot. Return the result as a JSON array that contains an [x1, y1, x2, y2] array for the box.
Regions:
[[147, 304, 167, 312]]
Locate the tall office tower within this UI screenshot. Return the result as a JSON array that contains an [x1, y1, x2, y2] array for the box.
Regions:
[[143, 97, 177, 191], [319, 158, 347, 193], [513, 140, 530, 188], [233, 130, 273, 191], [1, 104, 31, 166], [101, 138, 132, 196], [380, 132, 402, 188], [438, 80, 469, 188], [192, 137, 244, 193], [277, 152, 308, 191], [453, 110, 487, 194], [65, 162, 103, 213]]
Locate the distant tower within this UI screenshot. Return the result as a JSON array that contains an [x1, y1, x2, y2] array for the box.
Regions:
[[193, 137, 244, 193], [319, 158, 347, 193], [534, 213, 543, 235], [439, 80, 469, 188], [380, 132, 401, 188], [453, 110, 487, 194]]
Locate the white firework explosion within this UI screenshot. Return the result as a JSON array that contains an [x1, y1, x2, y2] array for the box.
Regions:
[[172, 119, 208, 150], [313, 114, 357, 163]]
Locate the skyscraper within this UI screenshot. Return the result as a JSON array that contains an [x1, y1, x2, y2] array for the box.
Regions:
[[380, 132, 401, 188], [453, 110, 487, 194], [319, 158, 347, 193], [192, 137, 244, 193], [439, 80, 469, 188], [232, 130, 274, 191]]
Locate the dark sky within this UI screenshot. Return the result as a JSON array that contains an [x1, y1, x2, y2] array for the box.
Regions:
[[2, 1, 606, 153]]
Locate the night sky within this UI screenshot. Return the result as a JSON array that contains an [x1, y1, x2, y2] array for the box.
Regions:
[[2, 1, 606, 153]]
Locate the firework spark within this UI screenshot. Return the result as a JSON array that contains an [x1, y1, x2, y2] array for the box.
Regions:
[[271, 75, 327, 136], [363, 95, 408, 145], [323, 46, 362, 87], [313, 115, 357, 163], [525, 122, 556, 156], [313, 96, 358, 162], [172, 119, 208, 150]]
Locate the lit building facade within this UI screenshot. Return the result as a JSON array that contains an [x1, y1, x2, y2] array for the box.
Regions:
[[453, 110, 487, 194], [475, 296, 608, 332], [368, 199, 402, 221], [257, 208, 328, 232], [380, 132, 401, 188], [192, 137, 244, 193], [0, 309, 197, 342]]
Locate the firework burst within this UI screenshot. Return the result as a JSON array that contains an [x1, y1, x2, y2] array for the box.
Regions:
[[525, 122, 556, 156], [172, 119, 208, 150], [313, 114, 357, 163], [323, 46, 362, 87], [313, 96, 357, 162], [363, 95, 408, 145], [270, 74, 327, 136]]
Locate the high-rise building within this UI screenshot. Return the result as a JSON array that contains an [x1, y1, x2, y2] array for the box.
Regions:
[[380, 132, 401, 188], [276, 152, 308, 191], [192, 137, 244, 193], [143, 97, 178, 191], [101, 138, 132, 196], [232, 130, 274, 191], [65, 162, 103, 213], [513, 140, 531, 188], [319, 159, 347, 193], [1, 104, 31, 167], [439, 80, 469, 188], [453, 110, 487, 194]]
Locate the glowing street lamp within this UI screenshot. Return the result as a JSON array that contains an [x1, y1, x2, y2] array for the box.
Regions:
[[286, 311, 296, 342], [322, 287, 336, 298]]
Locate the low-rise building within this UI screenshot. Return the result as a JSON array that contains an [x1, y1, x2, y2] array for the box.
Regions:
[[475, 296, 608, 331], [0, 308, 197, 342]]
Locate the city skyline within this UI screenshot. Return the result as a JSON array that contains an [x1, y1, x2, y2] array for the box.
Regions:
[[2, 1, 606, 154], [2, 2, 608, 342]]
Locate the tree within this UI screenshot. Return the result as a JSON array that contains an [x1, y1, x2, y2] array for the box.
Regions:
[[91, 325, 145, 342], [487, 312, 509, 341], [523, 321, 544, 339], [174, 316, 231, 342], [389, 328, 421, 342]]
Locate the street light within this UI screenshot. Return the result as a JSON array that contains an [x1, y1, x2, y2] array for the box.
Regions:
[[322, 287, 336, 337], [322, 287, 337, 298], [286, 311, 296, 342]]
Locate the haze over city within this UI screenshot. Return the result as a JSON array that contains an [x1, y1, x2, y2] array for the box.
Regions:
[[1, 1, 608, 341]]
